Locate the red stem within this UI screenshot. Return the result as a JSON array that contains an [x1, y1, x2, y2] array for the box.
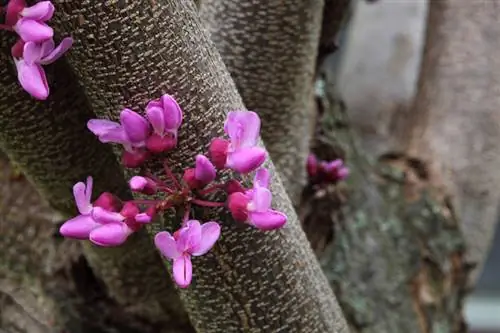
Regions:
[[164, 161, 182, 190], [131, 199, 160, 205], [182, 203, 191, 225], [198, 183, 225, 195], [191, 199, 226, 208]]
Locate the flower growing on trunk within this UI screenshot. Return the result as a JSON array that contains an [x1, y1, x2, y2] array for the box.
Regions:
[[155, 220, 221, 288], [87, 109, 151, 168], [4, 0, 55, 42], [306, 153, 349, 184], [228, 168, 287, 230], [59, 177, 152, 246], [13, 37, 73, 100], [209, 111, 266, 173], [146, 94, 183, 153], [183, 155, 216, 189]]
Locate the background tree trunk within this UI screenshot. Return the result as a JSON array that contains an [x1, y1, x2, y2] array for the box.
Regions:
[[51, 0, 349, 332], [0, 33, 191, 333], [309, 0, 500, 331], [199, 0, 325, 204]]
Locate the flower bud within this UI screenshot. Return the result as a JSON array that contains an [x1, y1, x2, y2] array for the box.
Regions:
[[228, 192, 250, 222], [209, 138, 229, 169]]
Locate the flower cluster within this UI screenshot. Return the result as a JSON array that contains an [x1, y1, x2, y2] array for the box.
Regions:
[[60, 94, 287, 288], [1, 0, 72, 100], [306, 153, 349, 184]]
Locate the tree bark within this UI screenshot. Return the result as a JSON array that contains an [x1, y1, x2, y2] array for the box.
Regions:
[[338, 0, 500, 281], [310, 0, 500, 331], [51, 0, 349, 332], [199, 0, 325, 204], [0, 34, 191, 332]]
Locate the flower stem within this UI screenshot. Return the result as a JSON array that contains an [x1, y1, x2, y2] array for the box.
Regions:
[[164, 161, 182, 190], [191, 199, 226, 208], [182, 203, 191, 225], [0, 24, 13, 31], [198, 183, 225, 195]]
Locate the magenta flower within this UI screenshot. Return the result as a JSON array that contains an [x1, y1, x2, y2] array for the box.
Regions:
[[59, 177, 145, 247], [13, 37, 73, 100], [4, 0, 55, 42], [209, 111, 267, 173], [321, 159, 350, 181], [155, 220, 221, 288], [183, 155, 216, 189], [145, 94, 183, 153], [87, 109, 151, 167], [129, 176, 158, 195], [228, 168, 286, 230]]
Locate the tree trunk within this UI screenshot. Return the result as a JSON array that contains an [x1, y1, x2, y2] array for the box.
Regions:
[[311, 0, 500, 331], [51, 0, 349, 332], [199, 0, 326, 204], [0, 35, 191, 332]]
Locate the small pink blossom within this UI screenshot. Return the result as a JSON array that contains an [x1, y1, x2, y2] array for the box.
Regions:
[[13, 37, 73, 100], [183, 155, 216, 189], [307, 154, 349, 184], [59, 177, 147, 247], [209, 111, 266, 174], [228, 168, 286, 230], [155, 220, 221, 288], [5, 0, 55, 42], [145, 94, 183, 153], [129, 176, 158, 195], [88, 109, 151, 167]]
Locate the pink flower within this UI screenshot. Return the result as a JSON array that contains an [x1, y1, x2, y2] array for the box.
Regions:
[[145, 94, 183, 153], [87, 109, 151, 167], [13, 37, 73, 100], [154, 220, 221, 288], [209, 111, 267, 174], [321, 159, 350, 182], [183, 155, 216, 189], [6, 0, 55, 26], [4, 0, 55, 42], [129, 176, 157, 195], [228, 168, 286, 230], [59, 177, 146, 247]]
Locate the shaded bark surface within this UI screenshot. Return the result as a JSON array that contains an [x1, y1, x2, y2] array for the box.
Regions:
[[200, 0, 325, 204], [51, 1, 349, 332], [0, 33, 191, 332]]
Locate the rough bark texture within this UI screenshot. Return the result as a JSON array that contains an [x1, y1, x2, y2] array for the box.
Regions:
[[308, 0, 497, 331], [0, 34, 191, 332], [51, 1, 349, 332], [199, 0, 325, 204], [338, 0, 500, 281]]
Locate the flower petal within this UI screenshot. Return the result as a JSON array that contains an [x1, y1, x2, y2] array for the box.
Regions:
[[226, 147, 267, 174], [15, 59, 49, 100], [120, 108, 150, 144], [191, 222, 221, 256], [145, 101, 165, 135], [15, 18, 53, 42], [59, 214, 99, 239], [172, 255, 193, 288], [22, 41, 42, 64], [20, 1, 55, 21], [224, 111, 260, 148], [248, 210, 287, 230], [135, 213, 152, 224], [254, 168, 270, 189], [195, 154, 216, 183], [161, 94, 183, 130], [91, 207, 124, 224], [40, 37, 73, 64], [87, 119, 121, 136], [89, 223, 132, 247], [250, 187, 272, 212], [154, 231, 181, 259], [73, 180, 92, 215], [176, 220, 202, 253]]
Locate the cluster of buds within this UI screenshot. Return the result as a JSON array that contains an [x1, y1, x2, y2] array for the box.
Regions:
[[306, 153, 349, 185], [60, 94, 287, 288], [87, 94, 182, 168], [1, 0, 72, 100]]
